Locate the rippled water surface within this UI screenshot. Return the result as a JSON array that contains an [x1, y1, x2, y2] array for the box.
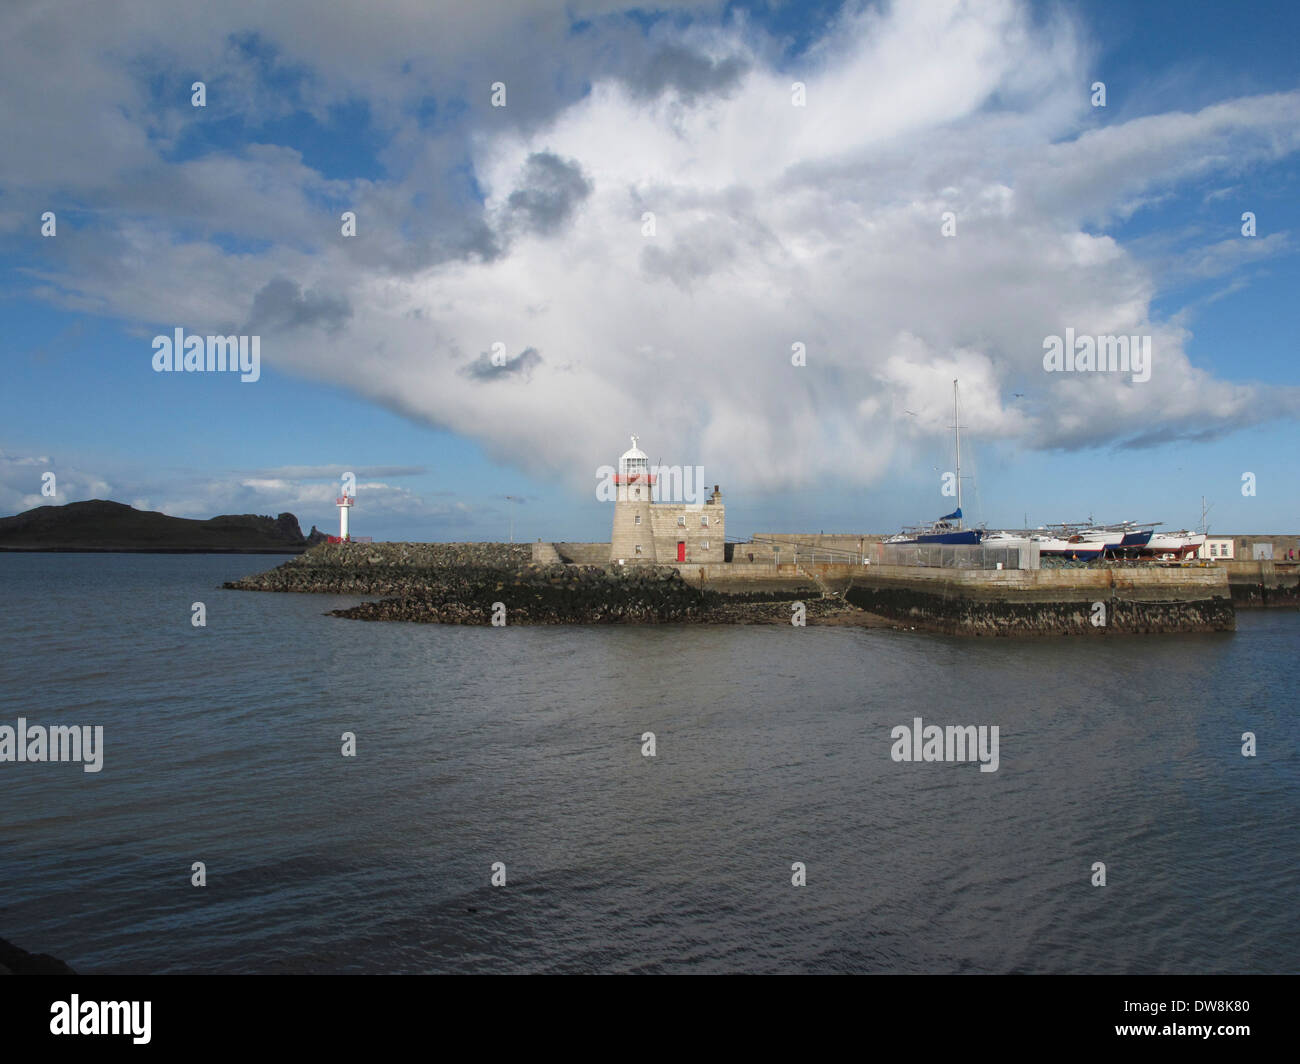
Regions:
[[1, 553, 1296, 973]]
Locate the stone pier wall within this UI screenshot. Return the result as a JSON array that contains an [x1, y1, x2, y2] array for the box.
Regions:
[[551, 542, 612, 565], [1220, 560, 1300, 606], [842, 565, 1234, 635]]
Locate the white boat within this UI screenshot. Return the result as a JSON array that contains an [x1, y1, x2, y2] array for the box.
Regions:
[[1071, 527, 1126, 552], [1146, 531, 1206, 558], [1032, 533, 1107, 561]]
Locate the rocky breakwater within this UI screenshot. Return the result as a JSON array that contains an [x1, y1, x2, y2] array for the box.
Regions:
[[227, 544, 884, 625], [332, 563, 715, 624], [329, 563, 875, 625], [222, 540, 534, 595]]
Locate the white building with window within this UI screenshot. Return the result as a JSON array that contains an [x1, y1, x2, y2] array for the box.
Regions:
[[1197, 538, 1235, 560]]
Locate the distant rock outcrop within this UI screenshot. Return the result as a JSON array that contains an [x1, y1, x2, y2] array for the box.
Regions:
[[0, 936, 76, 975], [0, 499, 310, 553]]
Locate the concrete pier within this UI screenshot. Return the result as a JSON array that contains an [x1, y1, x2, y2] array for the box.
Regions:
[[666, 561, 1235, 636], [839, 564, 1234, 636], [1220, 560, 1300, 607]]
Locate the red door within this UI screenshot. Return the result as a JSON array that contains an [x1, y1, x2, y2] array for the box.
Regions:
[[677, 541, 686, 561]]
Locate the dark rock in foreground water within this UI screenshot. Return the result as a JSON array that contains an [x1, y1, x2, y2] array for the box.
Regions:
[[0, 936, 76, 975]]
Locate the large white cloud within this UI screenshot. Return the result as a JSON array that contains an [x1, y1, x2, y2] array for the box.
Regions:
[[5, 0, 1298, 497]]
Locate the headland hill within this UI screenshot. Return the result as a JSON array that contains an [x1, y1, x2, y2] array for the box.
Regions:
[[0, 499, 328, 554]]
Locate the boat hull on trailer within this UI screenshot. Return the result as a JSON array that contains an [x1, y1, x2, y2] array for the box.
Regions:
[[1145, 532, 1205, 557], [1034, 536, 1105, 561], [891, 505, 984, 546], [904, 529, 984, 545], [1072, 529, 1125, 553]]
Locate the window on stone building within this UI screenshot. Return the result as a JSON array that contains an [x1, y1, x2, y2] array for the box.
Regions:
[[701, 516, 709, 527], [634, 515, 641, 525], [677, 516, 686, 526], [635, 544, 642, 554], [702, 540, 709, 550]]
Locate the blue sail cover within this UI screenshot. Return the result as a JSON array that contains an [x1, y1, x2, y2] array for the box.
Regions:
[[939, 507, 963, 521]]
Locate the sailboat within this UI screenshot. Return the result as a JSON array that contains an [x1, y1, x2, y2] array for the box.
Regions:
[[889, 380, 985, 546]]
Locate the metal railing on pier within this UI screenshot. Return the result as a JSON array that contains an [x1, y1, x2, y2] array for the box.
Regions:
[[745, 536, 868, 565]]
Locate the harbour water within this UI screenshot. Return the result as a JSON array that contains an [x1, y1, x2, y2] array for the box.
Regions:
[[1, 553, 1296, 973]]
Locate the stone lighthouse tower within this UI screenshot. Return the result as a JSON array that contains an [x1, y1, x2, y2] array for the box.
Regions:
[[610, 435, 657, 563]]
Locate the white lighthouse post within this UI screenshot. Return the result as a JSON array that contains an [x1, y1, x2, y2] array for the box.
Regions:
[[336, 494, 354, 541], [609, 434, 657, 564]]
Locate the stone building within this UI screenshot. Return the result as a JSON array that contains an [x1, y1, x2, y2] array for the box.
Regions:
[[609, 435, 725, 564], [1212, 534, 1300, 561]]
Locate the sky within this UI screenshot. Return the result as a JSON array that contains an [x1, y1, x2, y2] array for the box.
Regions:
[[2, 0, 1297, 542]]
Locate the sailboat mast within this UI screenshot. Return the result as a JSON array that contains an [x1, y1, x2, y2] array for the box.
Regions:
[[953, 379, 962, 529]]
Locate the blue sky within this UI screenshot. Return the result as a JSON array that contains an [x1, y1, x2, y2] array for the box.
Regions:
[[2, 0, 1297, 541]]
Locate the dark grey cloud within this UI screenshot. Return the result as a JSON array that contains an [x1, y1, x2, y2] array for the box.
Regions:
[[506, 152, 592, 236], [623, 43, 749, 103], [1033, 384, 1300, 452], [637, 210, 764, 288], [243, 277, 351, 333], [640, 240, 721, 288], [460, 345, 543, 381], [1116, 423, 1264, 451]]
